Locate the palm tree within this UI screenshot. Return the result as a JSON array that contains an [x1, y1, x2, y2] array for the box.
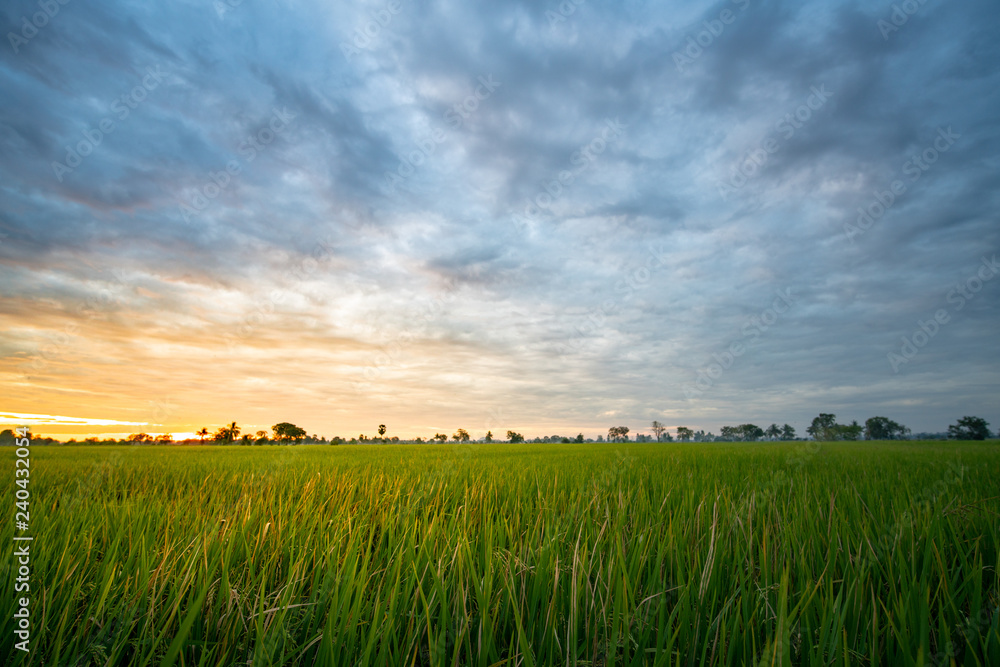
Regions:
[[197, 427, 209, 443], [227, 421, 240, 442]]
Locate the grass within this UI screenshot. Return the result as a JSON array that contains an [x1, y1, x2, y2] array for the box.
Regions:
[[2, 440, 998, 665]]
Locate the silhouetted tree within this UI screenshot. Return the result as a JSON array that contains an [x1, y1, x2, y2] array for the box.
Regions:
[[651, 421, 666, 441], [676, 426, 693, 442], [272, 422, 306, 443], [948, 416, 991, 441], [453, 428, 470, 442], [837, 420, 863, 441], [807, 414, 838, 441], [507, 430, 524, 443], [864, 416, 910, 440], [608, 426, 630, 442]]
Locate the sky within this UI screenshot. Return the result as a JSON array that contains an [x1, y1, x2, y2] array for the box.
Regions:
[[1, 0, 998, 441]]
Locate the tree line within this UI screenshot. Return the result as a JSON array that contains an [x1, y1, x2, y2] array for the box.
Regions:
[[0, 415, 991, 446]]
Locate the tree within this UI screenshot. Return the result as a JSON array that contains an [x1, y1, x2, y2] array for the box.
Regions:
[[575, 433, 585, 443], [836, 420, 863, 441], [507, 430, 524, 443], [154, 434, 173, 443], [807, 414, 838, 441], [765, 424, 781, 440], [781, 424, 796, 440], [197, 427, 209, 443], [255, 430, 268, 442], [736, 424, 764, 441], [453, 428, 470, 442], [378, 424, 386, 439], [433, 433, 448, 443], [213, 422, 240, 443], [272, 422, 306, 443], [651, 421, 666, 442], [608, 426, 630, 442], [676, 426, 693, 442], [719, 426, 737, 441], [948, 416, 991, 441], [128, 433, 153, 444], [485, 430, 493, 443], [864, 416, 910, 440]]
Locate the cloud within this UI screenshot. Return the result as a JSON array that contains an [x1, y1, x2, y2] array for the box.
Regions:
[[0, 412, 147, 427], [1, 0, 998, 437]]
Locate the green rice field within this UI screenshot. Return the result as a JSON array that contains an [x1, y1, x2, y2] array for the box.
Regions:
[[2, 441, 999, 665]]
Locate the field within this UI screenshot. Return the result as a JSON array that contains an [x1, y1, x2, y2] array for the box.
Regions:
[[3, 441, 999, 665]]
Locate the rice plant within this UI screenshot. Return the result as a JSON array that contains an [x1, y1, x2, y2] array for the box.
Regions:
[[2, 441, 998, 665]]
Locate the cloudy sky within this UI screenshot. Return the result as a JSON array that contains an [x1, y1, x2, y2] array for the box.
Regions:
[[1, 0, 998, 440]]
